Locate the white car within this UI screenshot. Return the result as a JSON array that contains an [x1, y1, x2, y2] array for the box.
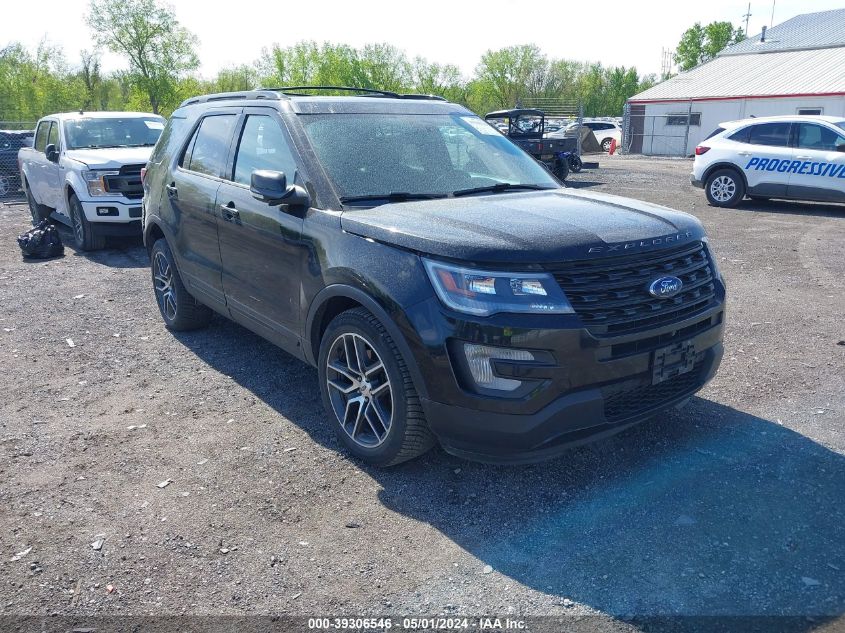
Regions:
[[18, 111, 165, 250], [691, 115, 845, 208], [546, 120, 622, 152]]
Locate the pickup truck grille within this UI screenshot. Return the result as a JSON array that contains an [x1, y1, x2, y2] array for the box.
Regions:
[[104, 164, 144, 199], [549, 241, 717, 336]]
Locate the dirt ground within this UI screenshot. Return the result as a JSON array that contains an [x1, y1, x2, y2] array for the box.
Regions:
[[1, 156, 844, 628]]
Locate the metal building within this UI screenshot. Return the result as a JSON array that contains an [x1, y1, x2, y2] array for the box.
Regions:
[[625, 9, 845, 156]]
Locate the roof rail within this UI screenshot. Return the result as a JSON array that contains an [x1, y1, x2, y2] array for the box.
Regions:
[[178, 90, 284, 108], [262, 86, 448, 101]]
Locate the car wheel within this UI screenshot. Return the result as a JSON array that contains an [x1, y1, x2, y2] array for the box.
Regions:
[[318, 308, 435, 466], [69, 195, 106, 250], [553, 156, 569, 181], [601, 138, 613, 152], [568, 155, 583, 173], [704, 168, 745, 208], [25, 183, 51, 224], [150, 238, 213, 331]]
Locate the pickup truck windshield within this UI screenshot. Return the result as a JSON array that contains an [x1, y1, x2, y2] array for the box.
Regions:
[[299, 113, 558, 201], [63, 117, 165, 149]]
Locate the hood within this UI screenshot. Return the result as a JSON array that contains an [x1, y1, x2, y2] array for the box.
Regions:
[[65, 146, 154, 169], [340, 189, 705, 264]]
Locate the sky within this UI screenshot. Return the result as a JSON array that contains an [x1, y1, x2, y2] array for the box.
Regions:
[[3, 0, 843, 78]]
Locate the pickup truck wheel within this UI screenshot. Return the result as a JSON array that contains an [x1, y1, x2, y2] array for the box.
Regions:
[[69, 195, 106, 251], [318, 308, 435, 467], [150, 238, 212, 331], [705, 168, 745, 208], [25, 185, 51, 224]]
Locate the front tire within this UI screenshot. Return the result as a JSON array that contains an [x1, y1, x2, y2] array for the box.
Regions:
[[705, 168, 745, 208], [568, 155, 583, 173], [69, 195, 106, 250], [150, 238, 212, 331], [318, 308, 435, 466], [601, 138, 613, 152]]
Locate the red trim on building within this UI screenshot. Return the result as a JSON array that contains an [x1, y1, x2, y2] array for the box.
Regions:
[[629, 92, 845, 104]]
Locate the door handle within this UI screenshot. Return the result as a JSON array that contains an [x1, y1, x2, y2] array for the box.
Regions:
[[795, 155, 812, 160], [737, 151, 752, 156], [166, 184, 178, 199], [220, 203, 240, 221]]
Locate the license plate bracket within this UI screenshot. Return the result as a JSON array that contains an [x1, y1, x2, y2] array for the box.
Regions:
[[652, 340, 696, 385]]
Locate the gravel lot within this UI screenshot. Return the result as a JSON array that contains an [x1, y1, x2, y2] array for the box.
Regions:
[[1, 156, 844, 628]]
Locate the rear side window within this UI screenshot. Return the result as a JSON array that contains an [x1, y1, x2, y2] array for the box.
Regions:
[[182, 114, 237, 178], [232, 115, 297, 186], [747, 122, 791, 147], [705, 127, 725, 140], [34, 121, 50, 151], [728, 127, 749, 143]]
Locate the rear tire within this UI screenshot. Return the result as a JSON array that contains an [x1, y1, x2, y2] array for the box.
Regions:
[[69, 195, 106, 250], [704, 168, 745, 208], [553, 156, 569, 181], [318, 308, 435, 467], [25, 182, 51, 224], [150, 238, 212, 331], [568, 155, 583, 173]]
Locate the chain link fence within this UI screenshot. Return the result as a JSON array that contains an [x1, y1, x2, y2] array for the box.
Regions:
[[622, 101, 697, 157], [0, 121, 36, 197]]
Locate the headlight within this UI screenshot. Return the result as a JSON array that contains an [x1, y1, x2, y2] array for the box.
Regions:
[[422, 258, 574, 316], [83, 170, 119, 197]]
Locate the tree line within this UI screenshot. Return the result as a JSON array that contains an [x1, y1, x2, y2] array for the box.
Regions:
[[0, 0, 657, 125]]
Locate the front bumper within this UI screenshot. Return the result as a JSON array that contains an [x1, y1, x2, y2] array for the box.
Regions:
[[690, 174, 704, 188], [80, 199, 144, 225], [403, 292, 725, 464]]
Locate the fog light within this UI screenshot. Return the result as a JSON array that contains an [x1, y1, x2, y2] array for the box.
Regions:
[[96, 206, 118, 216], [463, 344, 534, 391]]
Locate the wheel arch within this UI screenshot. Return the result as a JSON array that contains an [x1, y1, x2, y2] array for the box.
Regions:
[[702, 162, 748, 190], [304, 284, 430, 400]]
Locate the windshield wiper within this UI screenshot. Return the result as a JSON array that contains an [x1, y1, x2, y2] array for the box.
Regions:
[[451, 183, 555, 197], [340, 192, 447, 205]]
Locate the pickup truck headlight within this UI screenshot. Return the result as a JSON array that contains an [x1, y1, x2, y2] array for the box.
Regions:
[[83, 170, 120, 197], [423, 258, 574, 316]]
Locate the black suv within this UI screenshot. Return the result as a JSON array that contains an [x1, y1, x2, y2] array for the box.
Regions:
[[142, 87, 725, 466]]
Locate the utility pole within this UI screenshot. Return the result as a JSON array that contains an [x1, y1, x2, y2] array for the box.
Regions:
[[770, 0, 776, 28], [742, 2, 752, 36]]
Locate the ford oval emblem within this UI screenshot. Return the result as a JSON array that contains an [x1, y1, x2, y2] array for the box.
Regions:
[[648, 276, 683, 298]]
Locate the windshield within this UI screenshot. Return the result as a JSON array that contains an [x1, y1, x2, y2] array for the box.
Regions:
[[298, 113, 558, 202], [63, 117, 165, 149]]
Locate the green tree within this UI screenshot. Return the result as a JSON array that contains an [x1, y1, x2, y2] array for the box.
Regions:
[[85, 0, 199, 114], [674, 21, 745, 71]]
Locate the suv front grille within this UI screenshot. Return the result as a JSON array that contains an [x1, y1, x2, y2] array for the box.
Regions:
[[549, 241, 717, 336], [104, 164, 144, 199]]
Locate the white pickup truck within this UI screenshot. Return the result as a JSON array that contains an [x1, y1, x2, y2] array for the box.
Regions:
[[18, 111, 165, 250]]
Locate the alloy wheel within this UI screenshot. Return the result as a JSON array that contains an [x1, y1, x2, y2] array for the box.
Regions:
[[325, 332, 394, 448], [71, 205, 84, 245], [710, 175, 736, 203], [153, 251, 177, 320]]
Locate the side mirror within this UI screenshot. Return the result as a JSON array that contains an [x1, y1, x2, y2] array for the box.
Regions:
[[250, 169, 310, 208], [45, 143, 59, 162]]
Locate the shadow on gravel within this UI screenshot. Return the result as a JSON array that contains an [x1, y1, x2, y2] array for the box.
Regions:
[[172, 320, 844, 628], [737, 198, 845, 218], [565, 180, 604, 189], [51, 223, 149, 269]]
